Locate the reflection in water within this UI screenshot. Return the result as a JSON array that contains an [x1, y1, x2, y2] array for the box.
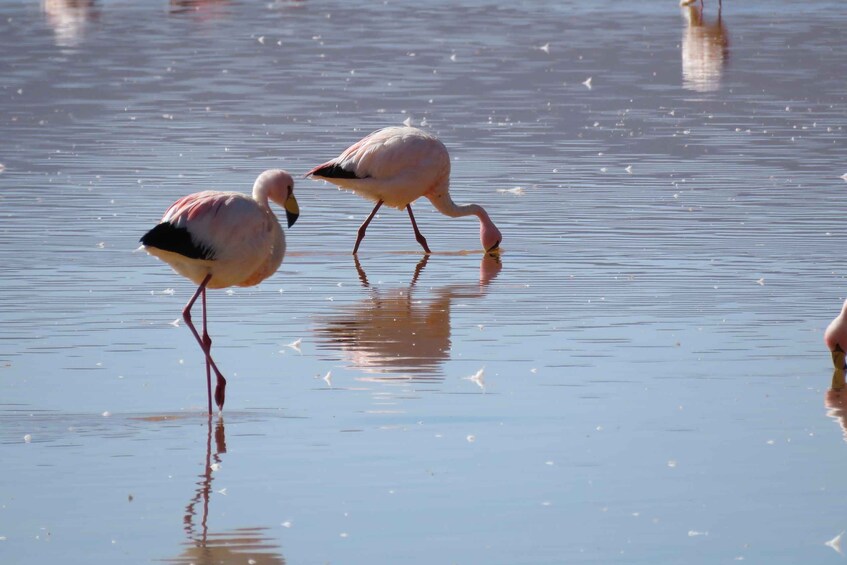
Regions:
[[681, 3, 729, 92], [168, 418, 285, 565], [41, 0, 99, 48], [314, 254, 501, 381], [825, 389, 847, 444], [169, 0, 231, 19]]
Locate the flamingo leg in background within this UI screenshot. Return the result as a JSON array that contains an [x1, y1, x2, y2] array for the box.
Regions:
[[182, 274, 226, 414], [405, 205, 431, 254], [353, 200, 384, 254]]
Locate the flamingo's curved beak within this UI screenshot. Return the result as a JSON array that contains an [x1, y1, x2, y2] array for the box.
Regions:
[[285, 193, 300, 228]]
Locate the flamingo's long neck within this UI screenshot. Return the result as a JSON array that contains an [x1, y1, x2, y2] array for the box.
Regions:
[[252, 183, 270, 209], [428, 191, 491, 225], [427, 188, 501, 251]]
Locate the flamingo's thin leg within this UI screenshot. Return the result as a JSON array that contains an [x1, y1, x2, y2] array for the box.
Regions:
[[353, 200, 384, 254], [182, 274, 226, 414], [203, 299, 212, 415], [406, 204, 431, 254], [202, 284, 226, 411]]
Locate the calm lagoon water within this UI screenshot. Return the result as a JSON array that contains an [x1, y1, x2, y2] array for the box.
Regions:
[[2, 0, 847, 563]]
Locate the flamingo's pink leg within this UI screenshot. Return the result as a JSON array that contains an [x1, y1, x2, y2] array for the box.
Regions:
[[203, 293, 212, 416], [353, 200, 384, 254], [182, 274, 226, 414], [202, 284, 226, 411], [405, 204, 431, 254]]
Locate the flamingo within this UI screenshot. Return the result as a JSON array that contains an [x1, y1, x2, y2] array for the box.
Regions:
[[306, 126, 502, 254], [140, 169, 300, 414], [826, 299, 847, 382]]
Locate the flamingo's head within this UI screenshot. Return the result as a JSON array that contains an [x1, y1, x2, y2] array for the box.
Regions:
[[481, 221, 502, 253], [257, 169, 299, 228]]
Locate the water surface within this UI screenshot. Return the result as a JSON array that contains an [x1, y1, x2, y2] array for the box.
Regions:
[[2, 1, 847, 563]]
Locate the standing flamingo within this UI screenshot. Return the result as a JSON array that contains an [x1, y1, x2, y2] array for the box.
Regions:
[[826, 299, 847, 373], [306, 126, 502, 254], [140, 169, 300, 414]]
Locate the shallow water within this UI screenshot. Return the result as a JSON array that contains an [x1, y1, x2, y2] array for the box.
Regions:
[[2, 0, 847, 563]]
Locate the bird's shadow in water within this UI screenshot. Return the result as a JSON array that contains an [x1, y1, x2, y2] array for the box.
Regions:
[[313, 253, 502, 383], [166, 418, 286, 565]]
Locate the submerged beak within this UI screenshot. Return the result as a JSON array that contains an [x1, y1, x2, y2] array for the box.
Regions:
[[486, 239, 501, 253], [285, 193, 300, 228]]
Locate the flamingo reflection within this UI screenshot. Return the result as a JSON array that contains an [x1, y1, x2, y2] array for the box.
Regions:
[[168, 418, 285, 565], [680, 2, 729, 93], [825, 386, 847, 443], [314, 254, 501, 381], [41, 0, 99, 49], [169, 0, 231, 19]]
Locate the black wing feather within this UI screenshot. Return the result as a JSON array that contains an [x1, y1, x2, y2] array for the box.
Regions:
[[140, 222, 216, 260], [311, 163, 361, 179]]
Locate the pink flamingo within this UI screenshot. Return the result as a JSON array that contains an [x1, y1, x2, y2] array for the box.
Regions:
[[306, 126, 502, 254], [140, 169, 300, 414], [826, 299, 847, 373]]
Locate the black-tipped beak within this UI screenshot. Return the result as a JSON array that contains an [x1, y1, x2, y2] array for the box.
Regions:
[[284, 193, 300, 228], [286, 210, 299, 228], [486, 239, 501, 253]]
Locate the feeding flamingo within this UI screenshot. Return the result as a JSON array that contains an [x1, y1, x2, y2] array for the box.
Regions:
[[140, 169, 300, 414], [826, 299, 847, 375], [306, 126, 502, 254]]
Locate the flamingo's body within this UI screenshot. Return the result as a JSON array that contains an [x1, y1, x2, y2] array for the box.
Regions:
[[141, 169, 299, 413], [306, 126, 502, 254]]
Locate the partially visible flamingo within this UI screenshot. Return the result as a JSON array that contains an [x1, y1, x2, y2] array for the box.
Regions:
[[826, 299, 847, 374], [306, 126, 502, 254], [140, 169, 300, 414]]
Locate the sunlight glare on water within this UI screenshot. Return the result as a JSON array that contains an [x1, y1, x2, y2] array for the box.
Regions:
[[1, 0, 847, 563]]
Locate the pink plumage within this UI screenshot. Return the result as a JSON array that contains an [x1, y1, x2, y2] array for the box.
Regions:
[[307, 126, 502, 254]]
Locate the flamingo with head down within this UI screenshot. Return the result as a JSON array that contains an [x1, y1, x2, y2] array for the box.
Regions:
[[823, 300, 847, 370], [140, 169, 300, 414], [306, 126, 502, 254]]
